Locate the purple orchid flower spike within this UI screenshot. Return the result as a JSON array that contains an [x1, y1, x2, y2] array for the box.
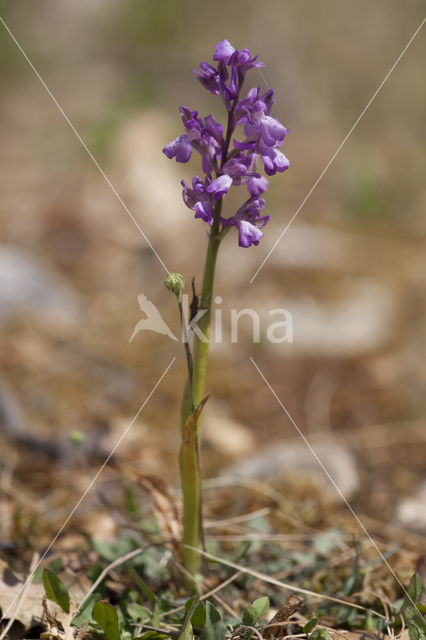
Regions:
[[163, 39, 289, 247], [163, 40, 292, 580]]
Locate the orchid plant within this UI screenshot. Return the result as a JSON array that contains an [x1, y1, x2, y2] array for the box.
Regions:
[[162, 39, 289, 579]]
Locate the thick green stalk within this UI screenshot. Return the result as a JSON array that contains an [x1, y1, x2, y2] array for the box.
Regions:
[[179, 381, 202, 580], [192, 227, 221, 408], [179, 200, 222, 577]]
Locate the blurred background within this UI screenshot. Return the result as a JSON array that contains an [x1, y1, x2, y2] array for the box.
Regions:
[[0, 0, 425, 554]]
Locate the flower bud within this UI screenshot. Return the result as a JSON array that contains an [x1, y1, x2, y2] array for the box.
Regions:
[[164, 273, 185, 300]]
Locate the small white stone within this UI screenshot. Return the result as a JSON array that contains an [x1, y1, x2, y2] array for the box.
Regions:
[[224, 437, 360, 500], [395, 481, 426, 532]]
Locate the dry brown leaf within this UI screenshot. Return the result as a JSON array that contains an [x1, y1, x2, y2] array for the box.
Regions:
[[41, 597, 77, 640], [0, 559, 45, 629], [264, 595, 305, 637], [0, 560, 91, 634]]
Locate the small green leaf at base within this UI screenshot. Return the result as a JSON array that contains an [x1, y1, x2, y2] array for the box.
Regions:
[[200, 601, 226, 640], [303, 618, 319, 634], [42, 568, 70, 614], [92, 600, 121, 640], [408, 625, 420, 640], [179, 621, 194, 640], [242, 596, 270, 626], [408, 573, 425, 605], [178, 597, 200, 640]]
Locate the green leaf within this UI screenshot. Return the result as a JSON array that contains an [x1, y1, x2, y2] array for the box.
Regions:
[[200, 601, 226, 640], [92, 533, 136, 562], [406, 607, 417, 621], [408, 573, 425, 605], [127, 602, 151, 622], [303, 618, 318, 633], [365, 611, 376, 633], [72, 593, 99, 627], [151, 601, 160, 627], [179, 621, 194, 640], [33, 558, 62, 584], [178, 597, 199, 640], [394, 598, 405, 614], [48, 557, 63, 575], [140, 632, 169, 640], [408, 625, 420, 640], [404, 608, 426, 640], [185, 597, 205, 628], [205, 601, 222, 624], [92, 600, 121, 640], [87, 564, 103, 583], [405, 607, 426, 629], [128, 564, 157, 603], [42, 568, 70, 614], [242, 596, 270, 626]]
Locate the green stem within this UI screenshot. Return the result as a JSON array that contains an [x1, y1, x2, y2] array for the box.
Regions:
[[179, 389, 202, 581], [178, 75, 240, 579], [192, 204, 221, 409], [179, 199, 222, 578]]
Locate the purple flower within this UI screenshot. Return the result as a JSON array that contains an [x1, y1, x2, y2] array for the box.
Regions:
[[163, 39, 290, 247], [213, 39, 236, 63], [206, 174, 233, 200], [246, 115, 288, 147], [248, 175, 269, 196], [235, 99, 289, 153], [237, 87, 274, 121], [181, 176, 215, 225], [204, 114, 224, 145], [162, 134, 193, 163], [193, 62, 221, 95], [213, 39, 265, 71], [261, 147, 290, 176], [163, 107, 224, 174], [238, 220, 264, 247], [220, 153, 260, 185], [222, 196, 270, 247], [234, 133, 290, 176]]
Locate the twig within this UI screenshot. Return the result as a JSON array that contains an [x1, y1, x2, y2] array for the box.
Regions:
[[203, 477, 308, 529], [205, 534, 350, 543], [205, 507, 272, 529], [137, 624, 180, 638], [171, 558, 202, 590], [212, 591, 239, 619], [0, 552, 40, 640]]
